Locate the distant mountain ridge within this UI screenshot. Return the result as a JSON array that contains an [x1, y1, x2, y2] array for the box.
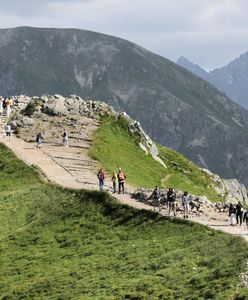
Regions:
[[177, 57, 209, 81], [2, 27, 248, 184], [177, 54, 248, 109]]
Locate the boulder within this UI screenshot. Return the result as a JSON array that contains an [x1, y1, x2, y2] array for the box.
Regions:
[[43, 98, 69, 116], [22, 117, 34, 126]]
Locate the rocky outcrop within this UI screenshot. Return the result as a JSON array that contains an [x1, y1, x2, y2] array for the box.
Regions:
[[223, 179, 248, 204], [121, 112, 167, 168], [201, 168, 248, 204]]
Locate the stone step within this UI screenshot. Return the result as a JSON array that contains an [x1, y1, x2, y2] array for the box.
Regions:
[[67, 167, 94, 172], [53, 156, 97, 163]]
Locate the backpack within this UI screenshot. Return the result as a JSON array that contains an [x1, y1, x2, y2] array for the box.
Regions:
[[118, 172, 125, 181]]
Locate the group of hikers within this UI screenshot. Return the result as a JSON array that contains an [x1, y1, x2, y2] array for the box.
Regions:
[[35, 129, 69, 148], [229, 201, 248, 228], [97, 167, 126, 194], [151, 186, 248, 225], [3, 124, 69, 148], [0, 96, 15, 117], [151, 186, 190, 218]]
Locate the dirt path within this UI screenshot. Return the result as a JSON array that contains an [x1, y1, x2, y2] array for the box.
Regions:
[[1, 117, 248, 241]]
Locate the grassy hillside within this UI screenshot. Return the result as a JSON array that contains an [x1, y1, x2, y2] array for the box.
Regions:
[[89, 116, 222, 201], [0, 143, 248, 299]]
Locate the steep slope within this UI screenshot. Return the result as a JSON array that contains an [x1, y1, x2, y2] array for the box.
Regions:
[[2, 27, 248, 184], [0, 143, 248, 299]]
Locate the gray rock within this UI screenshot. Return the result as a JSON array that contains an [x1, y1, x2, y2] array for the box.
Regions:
[[44, 98, 69, 116], [224, 179, 248, 204], [22, 117, 34, 126]]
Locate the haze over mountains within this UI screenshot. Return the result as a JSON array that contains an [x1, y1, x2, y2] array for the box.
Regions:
[[177, 54, 248, 109], [2, 27, 248, 185]]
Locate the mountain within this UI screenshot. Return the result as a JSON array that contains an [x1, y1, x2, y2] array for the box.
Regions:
[[177, 56, 209, 81], [2, 27, 248, 185], [177, 53, 248, 110]]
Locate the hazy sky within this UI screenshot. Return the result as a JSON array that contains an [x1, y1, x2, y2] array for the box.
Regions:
[[0, 0, 248, 70]]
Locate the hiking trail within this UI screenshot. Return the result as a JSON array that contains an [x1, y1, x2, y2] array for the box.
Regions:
[[0, 115, 247, 241]]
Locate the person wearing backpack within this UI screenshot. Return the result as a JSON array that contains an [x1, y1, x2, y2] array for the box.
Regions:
[[97, 168, 105, 191], [118, 168, 126, 194]]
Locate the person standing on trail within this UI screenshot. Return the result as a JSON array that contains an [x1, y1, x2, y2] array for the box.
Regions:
[[236, 201, 244, 225], [229, 204, 236, 226], [36, 132, 44, 148], [182, 191, 190, 219], [5, 123, 11, 141], [243, 210, 248, 230], [118, 168, 126, 194], [97, 168, 105, 191], [6, 98, 12, 117], [111, 171, 118, 193], [63, 129, 69, 147], [167, 188, 176, 216], [152, 186, 161, 212], [0, 97, 3, 114]]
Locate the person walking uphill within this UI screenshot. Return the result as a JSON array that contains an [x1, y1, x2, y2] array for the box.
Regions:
[[118, 168, 126, 194], [97, 168, 105, 191]]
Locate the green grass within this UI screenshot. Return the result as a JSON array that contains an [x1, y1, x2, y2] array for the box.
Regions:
[[0, 143, 248, 299], [89, 116, 222, 201], [89, 115, 167, 188]]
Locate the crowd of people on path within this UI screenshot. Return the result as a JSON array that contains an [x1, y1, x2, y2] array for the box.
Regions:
[[229, 201, 248, 229], [151, 186, 190, 218], [97, 167, 126, 194]]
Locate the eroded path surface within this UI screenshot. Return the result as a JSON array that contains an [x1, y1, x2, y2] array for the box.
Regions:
[[0, 115, 248, 241]]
